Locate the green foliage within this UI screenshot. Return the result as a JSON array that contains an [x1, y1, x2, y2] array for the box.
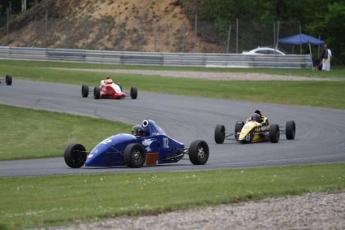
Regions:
[[0, 0, 39, 14], [305, 1, 345, 64], [323, 2, 345, 64], [180, 0, 345, 64]]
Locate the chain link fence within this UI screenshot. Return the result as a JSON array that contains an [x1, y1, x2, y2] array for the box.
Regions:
[[0, 10, 302, 54]]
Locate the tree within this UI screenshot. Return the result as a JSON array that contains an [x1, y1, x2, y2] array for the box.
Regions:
[[0, 0, 40, 14], [323, 2, 345, 64], [305, 2, 345, 64]]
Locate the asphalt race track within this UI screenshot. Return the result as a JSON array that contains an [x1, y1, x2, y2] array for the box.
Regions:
[[1, 80, 345, 177]]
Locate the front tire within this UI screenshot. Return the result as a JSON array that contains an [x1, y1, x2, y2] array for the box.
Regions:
[[81, 84, 89, 97], [269, 124, 280, 143], [130, 87, 138, 99], [64, 143, 87, 168], [286, 120, 296, 140], [124, 143, 146, 168], [234, 121, 244, 141], [5, 75, 12, 85], [94, 86, 100, 99], [188, 140, 209, 165], [214, 124, 225, 144]]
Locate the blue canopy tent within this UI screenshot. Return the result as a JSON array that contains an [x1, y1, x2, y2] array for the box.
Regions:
[[278, 33, 324, 45], [278, 33, 324, 69]]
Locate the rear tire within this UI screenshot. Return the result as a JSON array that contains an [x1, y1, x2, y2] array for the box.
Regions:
[[5, 75, 12, 85], [286, 120, 296, 140], [130, 87, 138, 99], [124, 143, 146, 168], [214, 124, 225, 144], [188, 140, 209, 165], [64, 143, 87, 168], [94, 86, 100, 99], [234, 121, 244, 141], [269, 124, 280, 143], [81, 84, 89, 97]]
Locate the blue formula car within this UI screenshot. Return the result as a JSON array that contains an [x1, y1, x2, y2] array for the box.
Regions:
[[64, 119, 209, 168]]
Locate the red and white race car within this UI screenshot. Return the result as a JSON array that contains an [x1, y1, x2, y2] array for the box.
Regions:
[[81, 77, 138, 100], [0, 75, 12, 85]]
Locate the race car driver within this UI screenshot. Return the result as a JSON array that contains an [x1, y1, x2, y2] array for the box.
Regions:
[[247, 110, 269, 131], [132, 125, 148, 137], [105, 76, 113, 85]]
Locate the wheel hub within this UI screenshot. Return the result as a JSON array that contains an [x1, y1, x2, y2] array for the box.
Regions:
[[132, 150, 142, 162], [197, 147, 205, 159]]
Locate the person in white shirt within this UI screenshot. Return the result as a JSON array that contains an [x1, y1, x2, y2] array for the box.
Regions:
[[322, 45, 332, 71]]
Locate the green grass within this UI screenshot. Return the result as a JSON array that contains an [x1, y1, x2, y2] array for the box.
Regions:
[[0, 104, 132, 160], [1, 60, 345, 109], [0, 164, 344, 230]]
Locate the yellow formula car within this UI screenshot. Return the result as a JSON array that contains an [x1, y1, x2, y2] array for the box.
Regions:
[[214, 114, 296, 144]]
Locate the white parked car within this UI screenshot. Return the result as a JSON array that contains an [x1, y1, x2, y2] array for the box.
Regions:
[[242, 47, 286, 55]]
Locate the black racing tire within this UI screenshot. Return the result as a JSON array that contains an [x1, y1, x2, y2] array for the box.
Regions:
[[269, 124, 280, 143], [124, 143, 146, 168], [94, 86, 100, 99], [234, 121, 245, 141], [130, 87, 138, 99], [188, 140, 209, 165], [286, 120, 296, 140], [81, 84, 89, 97], [5, 75, 12, 85], [64, 143, 87, 168], [214, 124, 225, 144]]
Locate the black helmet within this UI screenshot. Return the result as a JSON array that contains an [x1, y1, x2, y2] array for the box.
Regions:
[[254, 110, 262, 116], [132, 125, 147, 137], [251, 113, 261, 122]]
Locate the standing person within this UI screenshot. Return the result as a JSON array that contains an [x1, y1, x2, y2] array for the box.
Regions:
[[322, 45, 332, 71]]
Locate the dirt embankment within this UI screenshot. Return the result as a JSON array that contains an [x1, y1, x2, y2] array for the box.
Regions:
[[4, 0, 222, 53]]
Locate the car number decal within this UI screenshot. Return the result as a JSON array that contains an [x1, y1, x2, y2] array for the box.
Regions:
[[163, 137, 169, 149]]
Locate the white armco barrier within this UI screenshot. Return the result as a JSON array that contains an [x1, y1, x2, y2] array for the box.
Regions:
[[0, 46, 312, 69]]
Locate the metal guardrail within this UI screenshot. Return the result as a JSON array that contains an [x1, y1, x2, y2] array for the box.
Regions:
[[0, 46, 312, 69]]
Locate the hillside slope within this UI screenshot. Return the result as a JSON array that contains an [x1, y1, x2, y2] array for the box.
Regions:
[[1, 0, 222, 52]]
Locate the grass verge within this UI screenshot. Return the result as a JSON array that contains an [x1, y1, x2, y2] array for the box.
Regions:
[[0, 163, 344, 230], [0, 60, 345, 109], [0, 104, 132, 160]]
